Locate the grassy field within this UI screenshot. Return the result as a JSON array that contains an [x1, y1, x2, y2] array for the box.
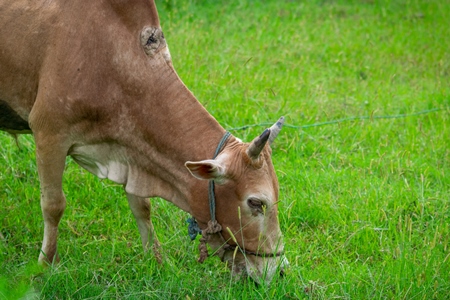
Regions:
[[1, 0, 449, 298]]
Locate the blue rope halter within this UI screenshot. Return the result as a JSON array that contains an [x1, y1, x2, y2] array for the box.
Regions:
[[187, 131, 231, 240]]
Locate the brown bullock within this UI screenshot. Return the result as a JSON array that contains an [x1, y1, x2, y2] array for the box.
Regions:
[[0, 0, 287, 283]]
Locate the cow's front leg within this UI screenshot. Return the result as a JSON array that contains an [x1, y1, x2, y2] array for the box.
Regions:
[[126, 193, 162, 263], [34, 133, 68, 265]]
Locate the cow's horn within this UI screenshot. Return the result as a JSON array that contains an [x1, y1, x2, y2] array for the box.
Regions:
[[268, 116, 284, 145], [247, 129, 271, 160]]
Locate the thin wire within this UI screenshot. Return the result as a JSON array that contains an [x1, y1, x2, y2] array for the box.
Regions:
[[227, 107, 446, 131]]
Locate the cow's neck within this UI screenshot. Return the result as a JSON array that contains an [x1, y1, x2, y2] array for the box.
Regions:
[[69, 56, 225, 220], [119, 65, 227, 218]]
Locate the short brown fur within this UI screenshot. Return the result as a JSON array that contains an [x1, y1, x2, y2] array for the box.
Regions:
[[0, 0, 286, 283]]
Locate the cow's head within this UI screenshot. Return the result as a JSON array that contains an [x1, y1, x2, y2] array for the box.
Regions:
[[186, 118, 287, 284]]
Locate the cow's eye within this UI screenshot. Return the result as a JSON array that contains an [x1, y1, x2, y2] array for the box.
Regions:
[[247, 198, 266, 214]]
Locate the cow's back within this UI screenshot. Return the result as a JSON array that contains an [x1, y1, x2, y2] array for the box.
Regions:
[[0, 1, 117, 135], [0, 1, 60, 129], [0, 0, 161, 136]]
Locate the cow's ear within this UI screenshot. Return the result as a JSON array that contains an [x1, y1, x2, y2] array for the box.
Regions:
[[185, 160, 225, 180]]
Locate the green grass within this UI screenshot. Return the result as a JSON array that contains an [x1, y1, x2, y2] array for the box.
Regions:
[[1, 0, 449, 298]]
